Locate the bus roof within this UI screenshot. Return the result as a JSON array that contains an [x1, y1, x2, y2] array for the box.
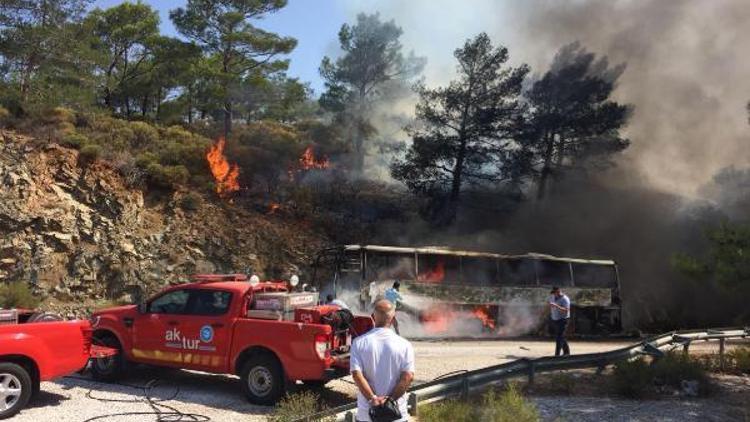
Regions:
[[341, 244, 616, 266]]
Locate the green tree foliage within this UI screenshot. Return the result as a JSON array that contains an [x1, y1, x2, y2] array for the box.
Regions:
[[391, 33, 528, 225], [525, 42, 632, 199], [0, 0, 92, 106], [86, 2, 160, 113], [171, 0, 297, 135], [320, 13, 425, 173], [228, 120, 301, 193], [0, 282, 40, 309], [673, 222, 750, 323]]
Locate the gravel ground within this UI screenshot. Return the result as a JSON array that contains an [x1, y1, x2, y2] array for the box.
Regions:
[[532, 395, 747, 422], [9, 338, 748, 421]]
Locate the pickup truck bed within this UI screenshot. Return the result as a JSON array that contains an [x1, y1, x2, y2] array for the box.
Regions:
[[0, 316, 114, 419]]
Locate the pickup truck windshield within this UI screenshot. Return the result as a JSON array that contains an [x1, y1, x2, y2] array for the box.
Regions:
[[148, 289, 233, 316]]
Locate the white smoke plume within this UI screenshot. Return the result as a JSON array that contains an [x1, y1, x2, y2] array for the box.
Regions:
[[339, 0, 750, 197]]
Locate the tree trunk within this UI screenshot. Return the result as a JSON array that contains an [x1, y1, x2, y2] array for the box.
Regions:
[[223, 101, 232, 137], [536, 131, 555, 200]]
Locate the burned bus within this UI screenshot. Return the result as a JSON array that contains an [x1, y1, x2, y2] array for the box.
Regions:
[[312, 245, 622, 336]]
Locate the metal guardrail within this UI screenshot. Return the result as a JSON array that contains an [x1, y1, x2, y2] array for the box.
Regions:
[[295, 327, 750, 422]]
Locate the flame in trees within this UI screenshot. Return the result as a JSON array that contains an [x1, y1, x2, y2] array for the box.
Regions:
[[417, 261, 445, 283], [472, 305, 496, 330], [299, 146, 330, 170], [206, 137, 240, 197]]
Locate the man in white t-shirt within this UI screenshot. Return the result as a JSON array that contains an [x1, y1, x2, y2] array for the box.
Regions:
[[549, 286, 571, 356], [350, 299, 415, 422]]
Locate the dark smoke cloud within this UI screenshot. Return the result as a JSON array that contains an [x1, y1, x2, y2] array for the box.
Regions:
[[344, 0, 750, 196], [339, 0, 750, 328]]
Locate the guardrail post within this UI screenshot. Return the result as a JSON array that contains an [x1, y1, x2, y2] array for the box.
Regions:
[[527, 361, 535, 385], [344, 411, 355, 422], [682, 342, 690, 356], [408, 393, 418, 417], [719, 338, 726, 371], [461, 374, 470, 400], [596, 359, 606, 375]]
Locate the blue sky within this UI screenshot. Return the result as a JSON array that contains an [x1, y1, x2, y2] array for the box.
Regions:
[[93, 0, 348, 94]]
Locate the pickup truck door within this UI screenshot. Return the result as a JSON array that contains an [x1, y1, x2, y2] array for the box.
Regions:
[[132, 289, 190, 366], [175, 288, 234, 372]]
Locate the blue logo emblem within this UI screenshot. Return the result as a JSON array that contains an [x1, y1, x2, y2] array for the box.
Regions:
[[200, 325, 214, 343]]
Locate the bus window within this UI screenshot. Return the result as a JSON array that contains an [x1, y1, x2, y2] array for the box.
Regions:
[[365, 253, 416, 282], [536, 260, 573, 286], [498, 259, 538, 286], [572, 263, 617, 288], [461, 257, 499, 286], [416, 255, 460, 284]]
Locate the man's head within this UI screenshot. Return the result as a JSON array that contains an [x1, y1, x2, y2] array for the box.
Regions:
[[326, 294, 333, 303], [392, 280, 400, 290], [372, 299, 396, 328], [551, 286, 562, 298]]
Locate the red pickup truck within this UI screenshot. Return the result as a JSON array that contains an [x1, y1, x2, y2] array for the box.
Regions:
[[91, 274, 372, 404], [0, 309, 106, 419]]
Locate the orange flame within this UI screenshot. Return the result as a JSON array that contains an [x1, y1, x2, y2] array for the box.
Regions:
[[206, 137, 240, 197], [417, 261, 445, 283], [420, 306, 454, 334], [472, 305, 496, 330], [299, 146, 330, 170], [267, 202, 281, 214]]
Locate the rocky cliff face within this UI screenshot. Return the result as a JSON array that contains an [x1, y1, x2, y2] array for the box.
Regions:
[[0, 130, 324, 309]]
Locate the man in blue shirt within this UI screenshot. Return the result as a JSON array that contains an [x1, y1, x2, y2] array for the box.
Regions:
[[384, 281, 403, 306], [384, 281, 403, 335], [549, 286, 571, 356]]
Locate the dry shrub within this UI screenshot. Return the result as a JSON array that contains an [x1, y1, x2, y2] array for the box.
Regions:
[[78, 144, 102, 165], [546, 372, 577, 395], [0, 106, 10, 126], [483, 383, 540, 422], [727, 347, 750, 373], [652, 352, 712, 395], [129, 121, 159, 148], [0, 282, 40, 309], [419, 399, 474, 422], [420, 384, 540, 422], [268, 390, 334, 422], [613, 358, 652, 398], [614, 353, 713, 398]]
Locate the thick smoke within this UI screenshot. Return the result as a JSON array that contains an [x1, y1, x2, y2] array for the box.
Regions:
[[343, 0, 750, 196], [331, 1, 750, 329]]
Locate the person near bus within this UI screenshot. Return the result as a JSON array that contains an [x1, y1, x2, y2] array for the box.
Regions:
[[549, 286, 571, 356], [383, 281, 403, 335]]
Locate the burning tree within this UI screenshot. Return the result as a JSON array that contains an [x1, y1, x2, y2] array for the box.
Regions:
[[391, 33, 529, 225], [206, 137, 240, 197]]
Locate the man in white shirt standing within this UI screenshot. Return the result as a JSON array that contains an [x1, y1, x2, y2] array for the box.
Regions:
[[549, 286, 571, 356], [350, 299, 415, 422]]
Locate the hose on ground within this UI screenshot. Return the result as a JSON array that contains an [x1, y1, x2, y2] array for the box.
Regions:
[[63, 376, 211, 422]]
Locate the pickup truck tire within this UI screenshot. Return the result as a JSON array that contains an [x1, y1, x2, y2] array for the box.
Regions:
[[239, 354, 285, 405], [0, 362, 32, 420], [91, 333, 125, 381]]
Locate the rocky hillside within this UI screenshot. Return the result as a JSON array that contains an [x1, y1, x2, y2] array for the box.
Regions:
[[0, 130, 326, 311]]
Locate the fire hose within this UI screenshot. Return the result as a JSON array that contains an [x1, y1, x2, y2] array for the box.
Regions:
[[63, 375, 211, 422]]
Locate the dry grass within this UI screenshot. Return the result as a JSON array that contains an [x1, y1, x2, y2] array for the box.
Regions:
[[419, 383, 540, 422]]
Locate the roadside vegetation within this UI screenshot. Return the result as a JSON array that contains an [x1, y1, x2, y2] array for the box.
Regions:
[[419, 383, 540, 422], [0, 282, 40, 309], [613, 353, 714, 398], [268, 391, 334, 422]]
